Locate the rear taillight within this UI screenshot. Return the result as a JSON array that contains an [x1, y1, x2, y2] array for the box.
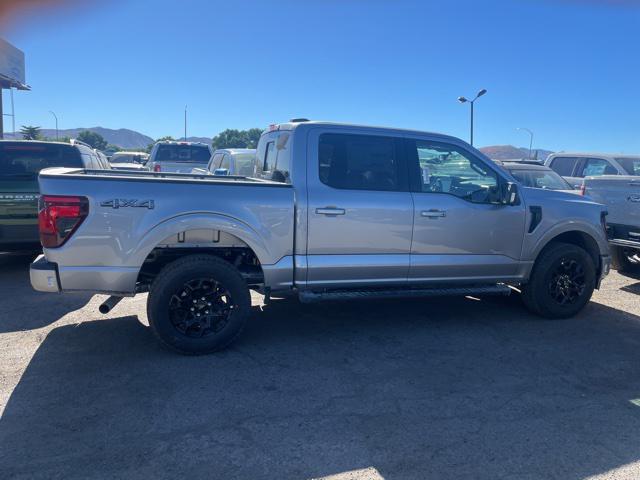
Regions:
[[153, 164, 161, 172], [38, 195, 89, 248]]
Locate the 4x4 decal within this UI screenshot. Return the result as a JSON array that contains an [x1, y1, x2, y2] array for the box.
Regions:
[[100, 199, 155, 209]]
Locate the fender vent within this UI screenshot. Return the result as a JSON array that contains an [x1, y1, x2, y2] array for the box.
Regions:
[[529, 206, 543, 233]]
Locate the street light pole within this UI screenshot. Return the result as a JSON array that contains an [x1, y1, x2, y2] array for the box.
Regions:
[[49, 110, 58, 140], [457, 89, 487, 147], [517, 127, 534, 159], [184, 105, 187, 141]]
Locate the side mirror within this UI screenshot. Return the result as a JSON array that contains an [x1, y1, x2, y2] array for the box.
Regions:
[[502, 182, 519, 205], [213, 168, 229, 176]]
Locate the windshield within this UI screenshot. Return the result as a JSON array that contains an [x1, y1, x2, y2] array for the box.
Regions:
[[154, 144, 211, 163], [0, 143, 82, 179], [510, 169, 573, 190], [615, 157, 640, 176]]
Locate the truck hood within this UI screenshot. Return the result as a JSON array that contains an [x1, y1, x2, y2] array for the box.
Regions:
[[521, 186, 602, 207]]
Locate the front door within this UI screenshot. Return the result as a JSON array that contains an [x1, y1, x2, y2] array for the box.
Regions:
[[406, 137, 526, 283], [305, 128, 413, 288]]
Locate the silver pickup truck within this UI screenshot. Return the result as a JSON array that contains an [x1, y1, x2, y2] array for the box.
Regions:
[[582, 175, 640, 273], [31, 121, 611, 354]]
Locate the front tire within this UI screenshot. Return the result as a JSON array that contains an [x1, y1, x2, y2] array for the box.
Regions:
[[522, 242, 596, 319], [147, 255, 251, 355]]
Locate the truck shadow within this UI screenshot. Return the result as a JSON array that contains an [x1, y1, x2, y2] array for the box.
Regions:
[[2, 296, 640, 479], [0, 254, 93, 333]]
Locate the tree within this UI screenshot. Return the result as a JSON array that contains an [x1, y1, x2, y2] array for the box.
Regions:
[[211, 128, 262, 150], [43, 136, 71, 143], [146, 136, 175, 153], [20, 125, 41, 140], [77, 130, 108, 150]]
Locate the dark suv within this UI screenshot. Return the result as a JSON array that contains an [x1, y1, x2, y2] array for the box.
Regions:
[[0, 139, 110, 252]]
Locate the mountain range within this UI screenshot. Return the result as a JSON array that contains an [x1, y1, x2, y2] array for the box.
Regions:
[[479, 145, 553, 161], [2, 127, 212, 149], [2, 126, 551, 158]]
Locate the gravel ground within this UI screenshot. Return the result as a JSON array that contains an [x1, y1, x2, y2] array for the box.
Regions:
[[1, 253, 640, 480]]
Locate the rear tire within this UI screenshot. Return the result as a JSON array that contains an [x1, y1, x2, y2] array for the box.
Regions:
[[522, 242, 596, 319], [147, 255, 251, 355], [611, 245, 640, 274]]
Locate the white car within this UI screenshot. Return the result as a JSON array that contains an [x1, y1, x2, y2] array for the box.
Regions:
[[108, 151, 148, 171], [147, 141, 212, 173]]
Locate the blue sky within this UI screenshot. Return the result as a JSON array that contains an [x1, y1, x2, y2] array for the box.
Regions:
[[3, 0, 640, 151]]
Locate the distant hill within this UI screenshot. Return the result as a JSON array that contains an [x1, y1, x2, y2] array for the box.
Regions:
[[177, 136, 213, 146], [480, 145, 554, 161], [4, 127, 154, 149]]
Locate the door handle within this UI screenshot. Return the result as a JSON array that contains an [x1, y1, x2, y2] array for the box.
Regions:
[[421, 209, 446, 218], [316, 207, 346, 216]]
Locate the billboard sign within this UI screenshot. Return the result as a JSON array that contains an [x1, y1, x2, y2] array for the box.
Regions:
[[0, 38, 26, 86]]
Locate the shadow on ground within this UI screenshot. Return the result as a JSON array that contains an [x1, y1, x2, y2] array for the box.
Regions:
[[2, 293, 640, 479], [0, 254, 93, 333]]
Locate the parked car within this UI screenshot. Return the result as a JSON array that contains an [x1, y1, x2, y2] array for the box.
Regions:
[[545, 152, 640, 188], [499, 161, 577, 194], [196, 148, 257, 176], [30, 120, 610, 354], [146, 141, 212, 173], [0, 139, 110, 253], [582, 175, 640, 273], [109, 151, 149, 171]]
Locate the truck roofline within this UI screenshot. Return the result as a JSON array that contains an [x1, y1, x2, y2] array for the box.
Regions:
[[262, 120, 464, 144]]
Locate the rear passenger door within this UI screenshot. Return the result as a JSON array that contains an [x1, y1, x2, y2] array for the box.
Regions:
[[305, 128, 413, 288]]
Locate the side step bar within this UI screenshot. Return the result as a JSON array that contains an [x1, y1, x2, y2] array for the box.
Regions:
[[298, 284, 512, 304]]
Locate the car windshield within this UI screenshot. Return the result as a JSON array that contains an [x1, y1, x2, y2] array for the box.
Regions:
[[0, 143, 82, 179], [615, 157, 640, 176], [154, 144, 210, 163], [510, 168, 573, 190]]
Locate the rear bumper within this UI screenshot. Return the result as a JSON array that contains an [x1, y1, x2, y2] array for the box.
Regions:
[[30, 255, 60, 293]]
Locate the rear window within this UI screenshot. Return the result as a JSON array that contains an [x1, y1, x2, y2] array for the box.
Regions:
[[615, 157, 640, 176], [154, 144, 211, 163], [0, 143, 82, 179]]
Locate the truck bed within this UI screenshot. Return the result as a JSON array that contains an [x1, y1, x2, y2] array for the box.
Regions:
[[37, 167, 295, 294]]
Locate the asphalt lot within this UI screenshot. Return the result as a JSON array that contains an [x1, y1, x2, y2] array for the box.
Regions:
[[1, 254, 640, 480]]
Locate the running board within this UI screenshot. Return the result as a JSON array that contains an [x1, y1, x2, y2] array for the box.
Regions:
[[298, 284, 512, 304]]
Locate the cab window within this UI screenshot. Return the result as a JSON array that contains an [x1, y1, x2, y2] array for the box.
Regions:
[[577, 158, 617, 177], [549, 156, 579, 176], [409, 140, 499, 203], [210, 153, 224, 170], [319, 133, 400, 191]]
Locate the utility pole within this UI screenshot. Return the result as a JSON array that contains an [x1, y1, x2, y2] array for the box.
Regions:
[[517, 127, 534, 159], [184, 105, 187, 141], [457, 89, 487, 147]]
